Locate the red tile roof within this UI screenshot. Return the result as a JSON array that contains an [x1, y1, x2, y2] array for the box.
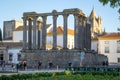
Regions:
[[0, 42, 22, 48], [99, 33, 120, 40], [14, 24, 51, 31], [47, 26, 74, 36]]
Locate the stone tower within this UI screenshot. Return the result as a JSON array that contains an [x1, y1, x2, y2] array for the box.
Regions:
[[3, 20, 23, 40], [89, 8, 102, 38]]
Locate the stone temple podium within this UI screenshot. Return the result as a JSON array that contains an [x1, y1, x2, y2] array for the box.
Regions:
[[21, 8, 108, 68]]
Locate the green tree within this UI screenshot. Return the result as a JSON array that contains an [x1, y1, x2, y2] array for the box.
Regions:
[[99, 0, 120, 14], [118, 28, 120, 33], [0, 28, 2, 41]]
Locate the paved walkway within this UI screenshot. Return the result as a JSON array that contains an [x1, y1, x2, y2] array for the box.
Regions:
[[0, 68, 65, 76]]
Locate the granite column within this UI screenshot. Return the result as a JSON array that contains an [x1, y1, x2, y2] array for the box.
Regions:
[[74, 14, 79, 49], [37, 20, 42, 49], [22, 17, 27, 50], [28, 18, 32, 49], [52, 14, 58, 49], [41, 16, 47, 50], [63, 13, 69, 49], [78, 16, 83, 50], [32, 16, 37, 49]]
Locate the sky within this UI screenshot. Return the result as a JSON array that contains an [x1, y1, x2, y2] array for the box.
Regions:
[[0, 0, 120, 33]]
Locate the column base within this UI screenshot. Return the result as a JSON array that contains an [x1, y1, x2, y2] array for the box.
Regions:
[[21, 49, 25, 52], [37, 47, 40, 50], [51, 47, 58, 50], [32, 47, 37, 50], [40, 48, 46, 50], [62, 48, 69, 50], [73, 47, 82, 50]]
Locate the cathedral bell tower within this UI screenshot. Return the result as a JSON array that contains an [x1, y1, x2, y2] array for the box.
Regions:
[[89, 8, 103, 38]]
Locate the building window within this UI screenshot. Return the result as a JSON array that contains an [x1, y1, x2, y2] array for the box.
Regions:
[[9, 54, 13, 61], [105, 47, 109, 53], [118, 58, 120, 63], [18, 54, 21, 61], [117, 40, 120, 53], [117, 47, 120, 53]]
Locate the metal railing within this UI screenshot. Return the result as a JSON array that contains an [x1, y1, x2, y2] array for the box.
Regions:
[[0, 65, 18, 73], [65, 66, 120, 72]]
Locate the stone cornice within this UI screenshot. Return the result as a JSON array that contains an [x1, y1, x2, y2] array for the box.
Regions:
[[23, 8, 85, 17]]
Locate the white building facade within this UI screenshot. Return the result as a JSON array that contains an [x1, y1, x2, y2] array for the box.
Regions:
[[8, 48, 22, 63], [0, 42, 22, 64], [98, 33, 120, 64], [91, 38, 98, 52]]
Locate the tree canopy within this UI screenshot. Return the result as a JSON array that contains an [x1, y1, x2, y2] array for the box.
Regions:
[[99, 0, 120, 14], [118, 28, 120, 32]]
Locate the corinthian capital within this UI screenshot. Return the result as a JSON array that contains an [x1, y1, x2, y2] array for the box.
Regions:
[[22, 16, 27, 21], [32, 15, 38, 21], [63, 13, 69, 19], [41, 15, 47, 21], [52, 10, 58, 15]]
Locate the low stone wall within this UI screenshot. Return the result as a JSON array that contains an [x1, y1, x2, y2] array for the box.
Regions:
[[21, 50, 108, 69]]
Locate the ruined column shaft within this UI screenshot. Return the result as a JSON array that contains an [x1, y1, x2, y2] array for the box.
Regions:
[[86, 23, 91, 50], [28, 18, 32, 49], [37, 21, 42, 49], [74, 14, 79, 49], [23, 17, 27, 50], [82, 19, 86, 48], [33, 17, 37, 49], [84, 26, 86, 49], [77, 16, 84, 49], [53, 15, 57, 49], [63, 14, 68, 49], [38, 30, 40, 49], [81, 17, 87, 50], [83, 20, 87, 49], [42, 16, 47, 50]]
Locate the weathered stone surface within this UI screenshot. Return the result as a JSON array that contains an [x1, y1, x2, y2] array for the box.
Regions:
[[52, 14, 58, 49], [41, 16, 47, 50], [21, 50, 108, 68]]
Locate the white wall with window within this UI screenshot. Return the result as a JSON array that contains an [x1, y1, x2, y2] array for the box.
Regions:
[[91, 39, 98, 52], [13, 31, 23, 42], [98, 33, 120, 64], [8, 48, 22, 64], [117, 40, 120, 53]]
